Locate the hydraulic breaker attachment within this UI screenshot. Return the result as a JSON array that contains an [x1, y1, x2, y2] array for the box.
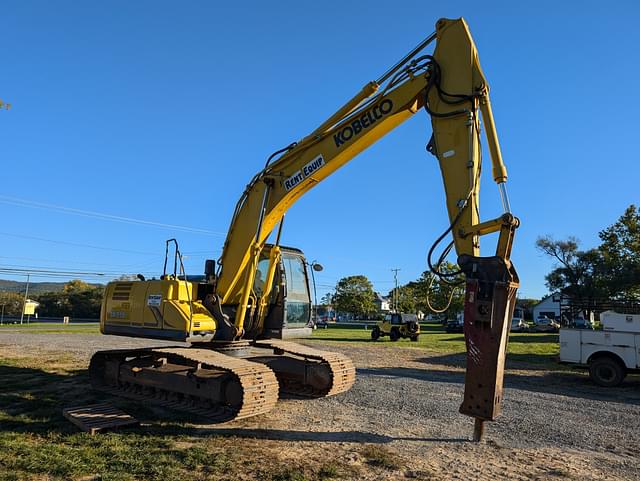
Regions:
[[457, 254, 519, 439]]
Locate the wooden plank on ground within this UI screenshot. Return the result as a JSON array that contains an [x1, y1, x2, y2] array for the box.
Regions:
[[62, 403, 139, 435]]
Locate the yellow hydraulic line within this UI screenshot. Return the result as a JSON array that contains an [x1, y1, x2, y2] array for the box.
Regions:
[[255, 214, 285, 330], [255, 244, 281, 329], [235, 241, 260, 336]]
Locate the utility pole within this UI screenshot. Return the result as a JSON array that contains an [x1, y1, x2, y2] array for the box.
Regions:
[[1, 98, 14, 325], [20, 274, 30, 325], [391, 268, 400, 312]]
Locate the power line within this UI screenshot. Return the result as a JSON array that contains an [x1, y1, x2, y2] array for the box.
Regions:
[[0, 262, 156, 277], [0, 267, 105, 276], [0, 231, 160, 255], [0, 273, 107, 281], [0, 269, 151, 281], [0, 249, 213, 281], [181, 250, 221, 255], [0, 194, 227, 237], [0, 254, 159, 269]]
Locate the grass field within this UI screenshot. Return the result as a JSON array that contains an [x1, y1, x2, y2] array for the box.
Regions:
[[0, 322, 100, 334], [307, 323, 560, 366], [0, 352, 374, 481], [0, 321, 560, 365]]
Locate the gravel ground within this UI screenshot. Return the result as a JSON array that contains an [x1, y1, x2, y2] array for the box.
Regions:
[[1, 331, 639, 480]]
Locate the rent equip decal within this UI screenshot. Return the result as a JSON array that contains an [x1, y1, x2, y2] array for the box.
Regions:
[[333, 99, 393, 147], [283, 155, 325, 191]]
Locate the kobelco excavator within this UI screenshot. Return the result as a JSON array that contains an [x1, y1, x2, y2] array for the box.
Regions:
[[91, 17, 519, 439]]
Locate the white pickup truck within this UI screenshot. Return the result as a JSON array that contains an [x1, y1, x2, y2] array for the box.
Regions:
[[559, 311, 640, 387]]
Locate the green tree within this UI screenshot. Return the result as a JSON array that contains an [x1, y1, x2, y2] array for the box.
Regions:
[[411, 264, 465, 319], [598, 205, 640, 299], [536, 205, 640, 303], [320, 292, 333, 306], [63, 279, 92, 293], [66, 287, 104, 318], [36, 291, 67, 317], [35, 279, 104, 319], [536, 236, 607, 299], [387, 285, 417, 313], [0, 291, 25, 317], [333, 275, 376, 319]]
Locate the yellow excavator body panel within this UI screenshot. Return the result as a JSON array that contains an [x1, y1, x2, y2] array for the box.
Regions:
[[100, 280, 217, 341]]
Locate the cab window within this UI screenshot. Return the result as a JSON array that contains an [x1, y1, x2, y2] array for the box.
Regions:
[[254, 257, 271, 297], [281, 253, 311, 327]]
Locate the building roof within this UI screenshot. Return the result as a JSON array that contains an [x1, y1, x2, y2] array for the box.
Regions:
[[534, 293, 561, 307]]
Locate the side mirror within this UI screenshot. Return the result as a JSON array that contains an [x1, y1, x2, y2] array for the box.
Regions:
[[204, 259, 216, 276], [312, 263, 323, 272], [204, 259, 217, 283]]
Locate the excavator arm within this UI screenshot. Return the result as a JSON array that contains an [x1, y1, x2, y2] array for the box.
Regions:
[[94, 17, 519, 439], [214, 18, 520, 435]]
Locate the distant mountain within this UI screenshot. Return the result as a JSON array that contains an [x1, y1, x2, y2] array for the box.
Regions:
[[0, 279, 103, 294]]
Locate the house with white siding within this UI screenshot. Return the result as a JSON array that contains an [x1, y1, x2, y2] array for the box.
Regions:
[[533, 294, 561, 321], [374, 293, 391, 312]]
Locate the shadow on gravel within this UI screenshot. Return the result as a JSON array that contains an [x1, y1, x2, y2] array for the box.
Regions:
[[304, 337, 372, 343], [417, 352, 561, 371], [135, 423, 392, 442], [358, 365, 640, 405], [142, 424, 469, 444]]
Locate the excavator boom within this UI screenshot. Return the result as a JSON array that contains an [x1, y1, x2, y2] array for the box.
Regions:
[[217, 18, 515, 321]]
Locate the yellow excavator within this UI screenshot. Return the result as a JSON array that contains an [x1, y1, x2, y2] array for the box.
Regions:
[[91, 17, 519, 438]]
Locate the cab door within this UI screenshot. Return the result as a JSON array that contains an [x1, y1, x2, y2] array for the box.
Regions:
[[261, 247, 312, 338], [280, 252, 311, 329]]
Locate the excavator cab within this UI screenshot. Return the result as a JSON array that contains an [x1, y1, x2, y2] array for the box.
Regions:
[[254, 245, 314, 339]]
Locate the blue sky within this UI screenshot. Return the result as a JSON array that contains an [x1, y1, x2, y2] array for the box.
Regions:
[[1, 1, 638, 300]]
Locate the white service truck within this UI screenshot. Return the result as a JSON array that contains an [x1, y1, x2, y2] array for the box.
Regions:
[[559, 311, 640, 387]]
